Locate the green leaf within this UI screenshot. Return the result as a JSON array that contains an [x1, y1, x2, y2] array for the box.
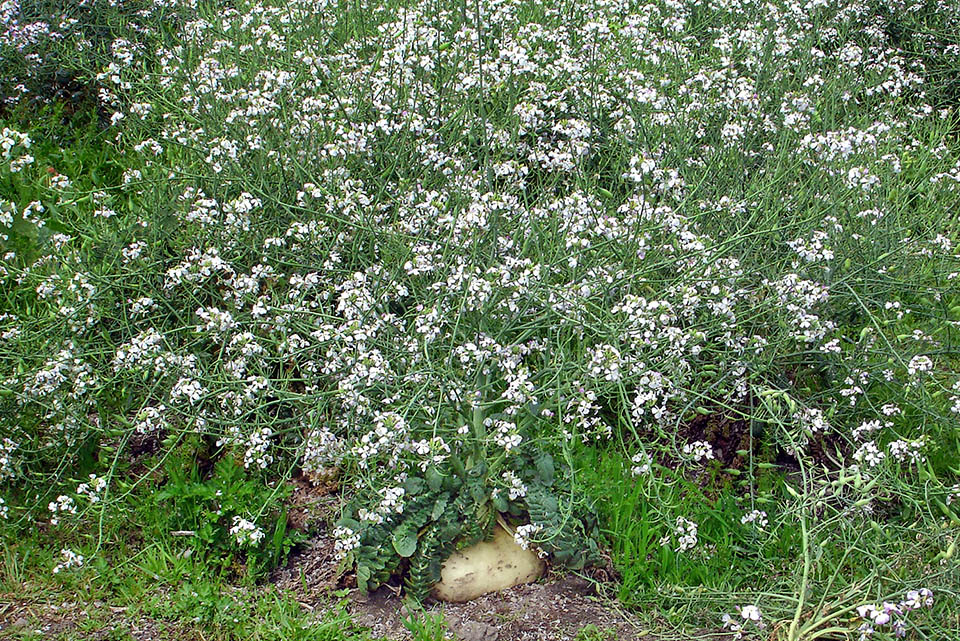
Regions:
[[469, 460, 488, 478], [535, 452, 555, 485], [450, 454, 466, 477], [392, 526, 418, 558], [431, 496, 448, 520], [357, 564, 371, 592], [470, 482, 487, 503], [438, 523, 460, 543], [404, 476, 427, 496], [271, 508, 288, 561], [426, 466, 443, 492]]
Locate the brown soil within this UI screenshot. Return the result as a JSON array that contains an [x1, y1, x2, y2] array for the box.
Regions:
[[0, 598, 190, 640], [392, 574, 647, 641], [270, 529, 649, 641]]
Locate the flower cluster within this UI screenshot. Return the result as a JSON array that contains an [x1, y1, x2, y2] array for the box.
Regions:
[[52, 548, 84, 574], [513, 523, 543, 552], [0, 437, 17, 482], [857, 588, 934, 639], [229, 516, 265, 547], [740, 510, 768, 529], [630, 452, 652, 477], [682, 441, 714, 463], [48, 494, 76, 525], [661, 517, 698, 553], [1, 127, 33, 173], [332, 526, 361, 561], [721, 605, 765, 640], [76, 474, 107, 503], [501, 471, 527, 501]]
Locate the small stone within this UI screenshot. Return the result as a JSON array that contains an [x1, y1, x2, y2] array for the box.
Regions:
[[452, 620, 499, 641], [352, 590, 370, 603], [11, 617, 30, 628]]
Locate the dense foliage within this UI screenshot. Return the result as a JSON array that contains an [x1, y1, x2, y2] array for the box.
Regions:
[[2, 0, 959, 637]]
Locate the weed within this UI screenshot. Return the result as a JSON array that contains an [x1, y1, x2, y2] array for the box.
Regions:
[[2, 0, 960, 639]]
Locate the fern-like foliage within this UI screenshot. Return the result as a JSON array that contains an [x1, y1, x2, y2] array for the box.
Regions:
[[341, 444, 600, 602], [523, 482, 601, 570]]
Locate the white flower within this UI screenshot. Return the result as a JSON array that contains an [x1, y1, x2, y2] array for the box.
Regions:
[[170, 377, 206, 404], [794, 407, 830, 434], [0, 438, 17, 482], [737, 605, 762, 621], [492, 419, 523, 453], [502, 470, 527, 500], [76, 474, 108, 503], [723, 604, 765, 639], [906, 355, 933, 376], [630, 452, 652, 476], [660, 517, 698, 552], [682, 440, 714, 462], [740, 510, 768, 528], [901, 588, 933, 610], [888, 438, 925, 464], [332, 526, 360, 560], [857, 602, 900, 626], [229, 516, 265, 547], [377, 486, 406, 515], [513, 523, 542, 551], [48, 495, 77, 525], [53, 548, 84, 574], [853, 441, 885, 468]]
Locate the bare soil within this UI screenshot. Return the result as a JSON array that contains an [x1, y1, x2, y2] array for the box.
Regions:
[[271, 530, 650, 641], [0, 598, 188, 640]]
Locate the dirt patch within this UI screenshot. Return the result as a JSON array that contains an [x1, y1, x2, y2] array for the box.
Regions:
[[2, 550, 649, 641], [344, 574, 648, 641], [0, 599, 189, 640], [681, 410, 752, 470], [442, 575, 643, 640], [271, 529, 648, 641], [271, 533, 342, 599], [284, 474, 341, 533]]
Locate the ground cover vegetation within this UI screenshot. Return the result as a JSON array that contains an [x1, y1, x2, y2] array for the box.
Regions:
[[1, 0, 959, 638]]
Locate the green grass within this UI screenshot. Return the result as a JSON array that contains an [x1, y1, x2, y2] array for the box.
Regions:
[[1, 533, 384, 641]]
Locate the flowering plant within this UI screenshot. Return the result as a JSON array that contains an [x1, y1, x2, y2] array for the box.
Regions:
[[0, 0, 957, 631]]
